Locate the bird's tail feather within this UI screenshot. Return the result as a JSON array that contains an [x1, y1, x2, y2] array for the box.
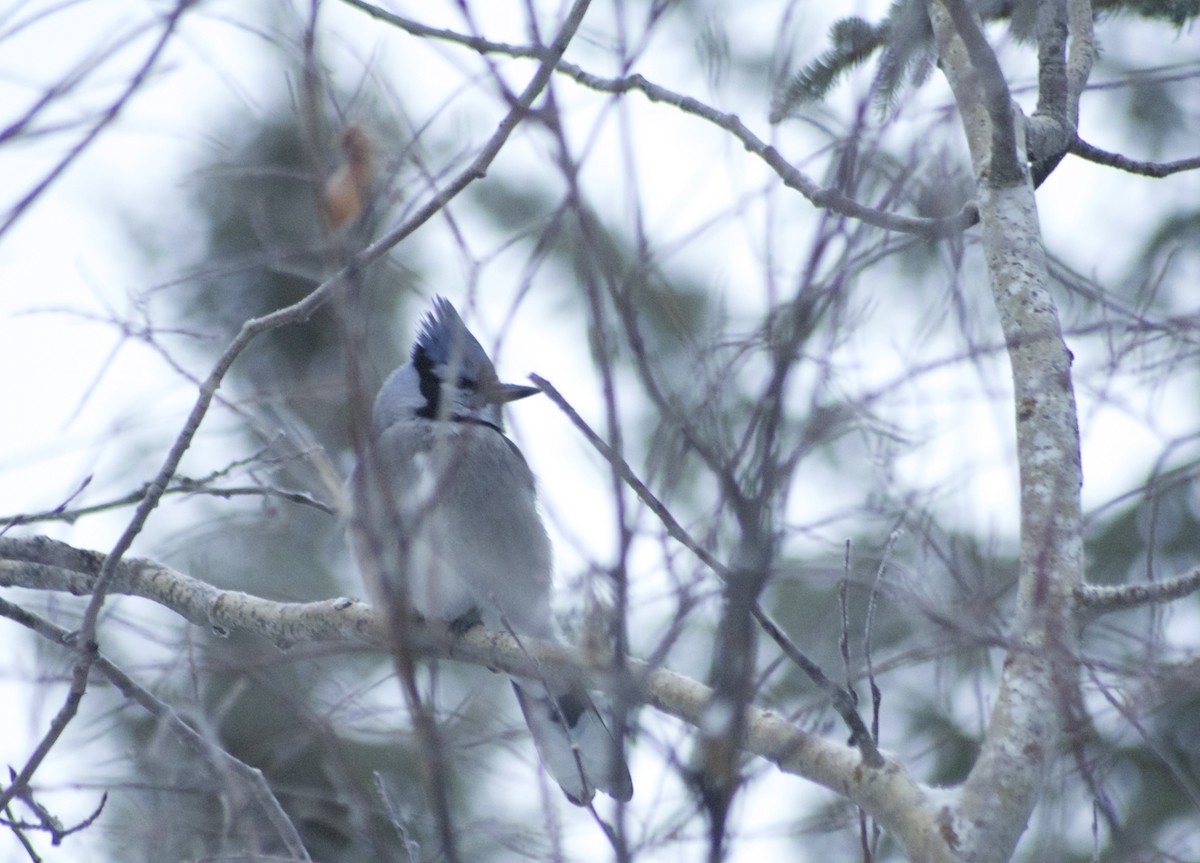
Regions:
[[511, 680, 633, 805]]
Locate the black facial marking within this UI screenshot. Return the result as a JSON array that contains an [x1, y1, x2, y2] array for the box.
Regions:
[[411, 344, 440, 420]]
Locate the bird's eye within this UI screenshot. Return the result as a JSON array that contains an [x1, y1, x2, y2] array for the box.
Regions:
[[457, 375, 473, 389]]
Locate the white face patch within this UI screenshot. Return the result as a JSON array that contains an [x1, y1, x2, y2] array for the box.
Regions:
[[372, 365, 429, 435]]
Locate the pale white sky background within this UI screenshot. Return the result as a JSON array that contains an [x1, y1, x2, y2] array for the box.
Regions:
[[1, 1, 1199, 860]]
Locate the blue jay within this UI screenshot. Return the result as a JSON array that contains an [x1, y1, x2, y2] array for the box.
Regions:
[[350, 297, 633, 806]]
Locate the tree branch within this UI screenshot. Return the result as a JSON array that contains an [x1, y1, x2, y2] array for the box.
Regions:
[[0, 595, 312, 861], [1027, 0, 1072, 183], [555, 67, 974, 236], [531, 375, 883, 768], [1064, 0, 1094, 121], [1076, 567, 1200, 619], [1070, 137, 1200, 177], [340, 0, 976, 238], [927, 2, 1087, 860], [1028, 0, 1094, 185], [0, 478, 335, 529], [0, 0, 197, 238], [0, 533, 948, 857], [1034, 0, 1069, 125], [937, 0, 1024, 186]]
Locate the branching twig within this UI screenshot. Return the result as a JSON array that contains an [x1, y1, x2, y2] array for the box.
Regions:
[[340, 0, 976, 238], [0, 596, 312, 861], [0, 0, 197, 237], [530, 375, 884, 768], [1, 766, 106, 848], [0, 478, 334, 529]]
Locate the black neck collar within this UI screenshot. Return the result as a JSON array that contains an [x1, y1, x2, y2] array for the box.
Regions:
[[453, 415, 504, 435]]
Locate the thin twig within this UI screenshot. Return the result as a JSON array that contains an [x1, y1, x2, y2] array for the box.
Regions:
[[1, 768, 106, 845], [340, 0, 975, 238], [748, 606, 883, 767], [530, 374, 884, 767], [372, 772, 422, 860], [1070, 137, 1200, 178], [839, 541, 856, 703], [1, 479, 334, 528], [1085, 662, 1200, 816], [0, 596, 311, 860], [0, 0, 197, 237], [529, 374, 725, 575], [863, 531, 901, 773]]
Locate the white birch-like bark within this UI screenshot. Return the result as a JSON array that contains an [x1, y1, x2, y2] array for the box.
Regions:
[[0, 534, 959, 860], [926, 2, 1087, 860]]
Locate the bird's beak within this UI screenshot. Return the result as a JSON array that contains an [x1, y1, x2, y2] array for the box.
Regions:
[[491, 382, 541, 404]]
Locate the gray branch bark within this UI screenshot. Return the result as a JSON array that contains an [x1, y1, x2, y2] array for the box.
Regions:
[[925, 1, 1090, 860], [0, 533, 953, 859]]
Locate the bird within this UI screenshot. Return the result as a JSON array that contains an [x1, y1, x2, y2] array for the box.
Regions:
[[348, 296, 633, 806]]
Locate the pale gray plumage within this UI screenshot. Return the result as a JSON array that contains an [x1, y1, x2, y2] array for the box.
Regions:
[[349, 297, 632, 805]]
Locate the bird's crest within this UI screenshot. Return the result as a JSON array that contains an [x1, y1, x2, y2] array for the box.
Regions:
[[412, 296, 489, 372]]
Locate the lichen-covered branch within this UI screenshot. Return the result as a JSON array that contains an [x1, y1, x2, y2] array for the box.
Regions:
[[0, 533, 952, 860], [1029, 0, 1094, 183], [937, 0, 1023, 185], [926, 1, 1087, 860], [1077, 566, 1200, 619]]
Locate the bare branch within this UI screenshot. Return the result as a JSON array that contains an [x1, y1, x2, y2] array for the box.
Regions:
[[530, 374, 725, 576], [936, 0, 1023, 186], [1028, 0, 1092, 155], [0, 533, 950, 856], [1034, 0, 1070, 125], [1076, 567, 1200, 619], [928, 1, 1087, 859], [0, 543, 375, 647], [1027, 0, 1093, 185], [1065, 0, 1094, 120], [1070, 137, 1200, 177], [1, 478, 334, 529], [1, 769, 106, 847], [0, 596, 312, 861], [341, 0, 975, 237], [557, 67, 975, 236], [0, 0, 197, 238], [1027, 0, 1073, 183], [532, 375, 883, 767], [340, 0, 537, 59]]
